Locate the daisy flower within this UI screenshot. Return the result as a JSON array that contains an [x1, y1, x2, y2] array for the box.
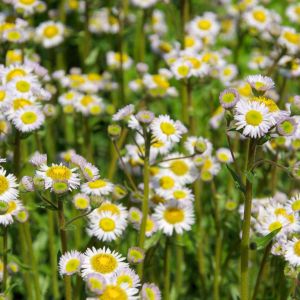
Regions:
[[287, 194, 300, 213], [59, 250, 83, 276], [85, 273, 106, 295], [112, 104, 135, 121], [188, 13, 220, 38], [286, 4, 300, 24], [13, 0, 40, 15], [184, 136, 212, 156], [153, 202, 195, 236], [99, 282, 139, 300], [141, 283, 161, 300], [170, 59, 192, 80], [81, 179, 114, 196], [216, 148, 233, 163], [7, 74, 40, 98], [0, 199, 24, 226], [165, 186, 195, 203], [87, 211, 127, 242], [12, 106, 45, 133], [127, 247, 145, 264], [219, 88, 240, 109], [81, 247, 127, 278], [29, 152, 47, 166], [0, 168, 18, 201], [94, 201, 128, 221], [151, 115, 182, 143], [73, 193, 90, 210], [234, 100, 276, 138], [36, 21, 65, 48], [80, 162, 100, 181], [114, 267, 140, 289], [244, 6, 271, 31], [246, 75, 275, 92], [128, 207, 142, 225], [36, 163, 80, 191], [284, 238, 300, 267], [0, 64, 32, 84], [278, 27, 300, 54]]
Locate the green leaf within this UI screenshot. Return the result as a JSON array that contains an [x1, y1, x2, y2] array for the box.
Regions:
[[144, 231, 162, 251], [245, 170, 256, 183], [226, 165, 246, 193], [85, 47, 100, 66], [251, 228, 281, 251]]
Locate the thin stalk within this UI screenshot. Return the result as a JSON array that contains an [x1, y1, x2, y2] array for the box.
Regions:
[[137, 128, 151, 278], [180, 0, 189, 47], [118, 8, 125, 105], [175, 234, 183, 297], [194, 178, 206, 295], [2, 227, 7, 293], [251, 242, 272, 300], [163, 237, 171, 300], [57, 199, 72, 300], [83, 118, 93, 163], [181, 80, 189, 125], [212, 181, 222, 300], [240, 139, 257, 300]]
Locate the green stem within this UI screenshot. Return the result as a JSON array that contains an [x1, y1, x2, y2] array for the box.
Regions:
[[212, 181, 222, 300], [83, 118, 93, 162], [57, 199, 72, 300], [2, 226, 7, 293], [137, 128, 151, 278], [163, 237, 171, 300], [181, 80, 188, 125], [175, 234, 183, 297], [240, 140, 256, 300], [251, 242, 272, 300]]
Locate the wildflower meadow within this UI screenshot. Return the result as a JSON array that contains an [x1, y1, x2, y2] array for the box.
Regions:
[[0, 0, 300, 299]]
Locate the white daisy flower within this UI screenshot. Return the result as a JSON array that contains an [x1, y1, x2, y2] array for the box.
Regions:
[[284, 238, 300, 267], [170, 59, 192, 80], [234, 100, 276, 138], [13, 0, 40, 15], [244, 6, 271, 31], [216, 148, 233, 163], [287, 194, 300, 213], [36, 163, 80, 191], [278, 27, 300, 54], [106, 51, 133, 70], [112, 104, 135, 121], [151, 115, 182, 143], [0, 64, 32, 84], [93, 201, 128, 221], [128, 207, 142, 225], [0, 199, 24, 226], [59, 250, 83, 276], [80, 162, 100, 181], [29, 152, 47, 167], [87, 211, 127, 242], [286, 4, 300, 24], [12, 106, 45, 132], [0, 168, 18, 202], [100, 281, 139, 300], [73, 193, 90, 210], [81, 247, 127, 278], [184, 136, 212, 156], [36, 21, 65, 48], [85, 273, 106, 295], [188, 13, 220, 38], [114, 267, 140, 289], [153, 202, 195, 236], [141, 283, 161, 300], [81, 179, 114, 196], [7, 74, 40, 98], [246, 75, 275, 92], [165, 186, 194, 203]]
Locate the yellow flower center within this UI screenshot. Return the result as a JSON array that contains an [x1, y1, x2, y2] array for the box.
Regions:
[[158, 42, 172, 53], [7, 201, 17, 214], [197, 19, 212, 30], [159, 176, 175, 190], [6, 68, 26, 82], [0, 91, 6, 102], [100, 285, 127, 300], [274, 208, 287, 216], [43, 25, 59, 38], [7, 31, 21, 41], [170, 160, 189, 176], [20, 111, 37, 125], [292, 200, 300, 212], [185, 36, 195, 47], [117, 275, 133, 287], [268, 221, 282, 232], [20, 0, 36, 4], [160, 122, 175, 135], [90, 105, 101, 115], [80, 95, 94, 106], [152, 75, 169, 89], [128, 249, 143, 261], [253, 10, 266, 22], [146, 218, 154, 233], [65, 258, 80, 273], [222, 93, 235, 103], [88, 277, 104, 290], [294, 241, 300, 257], [98, 203, 120, 215], [0, 176, 9, 195], [130, 211, 141, 221], [283, 32, 300, 45], [245, 110, 263, 126], [90, 254, 117, 274], [251, 96, 278, 112], [145, 287, 156, 300], [223, 68, 232, 76], [164, 208, 184, 224], [218, 153, 229, 162], [173, 190, 186, 200], [75, 198, 89, 209], [46, 165, 72, 181], [0, 121, 7, 133], [177, 65, 189, 77], [88, 179, 107, 189], [99, 218, 116, 232], [13, 98, 32, 110]]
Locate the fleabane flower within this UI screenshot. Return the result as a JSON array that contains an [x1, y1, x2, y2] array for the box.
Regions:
[[278, 27, 300, 54], [36, 21, 65, 48], [59, 250, 83, 276], [12, 106, 45, 132], [284, 238, 300, 267], [81, 247, 127, 278], [141, 283, 162, 300], [36, 163, 80, 191], [244, 6, 272, 31], [246, 75, 275, 92], [81, 179, 114, 196], [153, 202, 194, 236], [0, 199, 24, 226], [151, 115, 183, 143], [234, 100, 276, 138], [0, 168, 18, 201]]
